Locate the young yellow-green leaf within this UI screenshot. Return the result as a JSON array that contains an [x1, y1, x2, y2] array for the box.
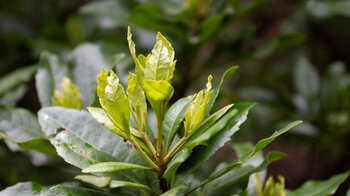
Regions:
[[75, 175, 111, 188], [143, 79, 174, 116], [82, 162, 152, 173], [127, 27, 144, 74], [87, 107, 126, 138], [52, 77, 82, 109], [127, 73, 147, 126], [97, 68, 130, 134], [144, 32, 175, 82], [184, 75, 212, 136]]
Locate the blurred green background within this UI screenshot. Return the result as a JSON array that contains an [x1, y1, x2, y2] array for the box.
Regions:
[[0, 0, 349, 195]]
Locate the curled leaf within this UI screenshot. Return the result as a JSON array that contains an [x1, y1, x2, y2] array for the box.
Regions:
[[97, 68, 130, 134]]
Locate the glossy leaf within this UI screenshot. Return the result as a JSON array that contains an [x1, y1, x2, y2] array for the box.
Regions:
[[205, 66, 239, 116], [188, 121, 302, 192], [185, 75, 213, 136], [109, 180, 152, 192], [202, 152, 286, 196], [144, 32, 175, 81], [178, 103, 255, 177], [127, 27, 144, 87], [185, 107, 238, 150], [160, 185, 187, 196], [143, 79, 174, 116], [75, 175, 111, 188], [286, 171, 349, 196], [83, 162, 152, 173], [163, 95, 194, 153], [163, 148, 191, 182], [97, 69, 130, 133], [52, 77, 82, 109], [127, 73, 147, 126]]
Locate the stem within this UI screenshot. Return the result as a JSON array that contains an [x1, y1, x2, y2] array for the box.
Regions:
[[141, 124, 157, 160], [164, 137, 187, 163], [156, 112, 164, 164], [129, 136, 159, 170]]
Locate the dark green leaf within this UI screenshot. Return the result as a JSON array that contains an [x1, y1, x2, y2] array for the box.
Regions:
[[206, 66, 238, 116], [163, 148, 191, 182], [178, 102, 255, 177], [188, 121, 302, 193], [163, 95, 194, 153], [201, 152, 286, 196], [286, 171, 349, 196]]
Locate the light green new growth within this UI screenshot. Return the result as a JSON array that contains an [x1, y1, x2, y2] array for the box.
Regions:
[[52, 76, 82, 109], [255, 173, 286, 196]]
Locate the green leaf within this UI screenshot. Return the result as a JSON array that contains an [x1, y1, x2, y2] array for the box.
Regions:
[[0, 84, 27, 105], [83, 162, 152, 173], [97, 69, 130, 133], [206, 66, 239, 116], [178, 103, 255, 177], [87, 106, 126, 137], [0, 65, 37, 104], [286, 171, 349, 196], [75, 175, 111, 188], [127, 73, 147, 126], [143, 79, 174, 116], [69, 43, 110, 107], [184, 75, 213, 136], [163, 95, 194, 153], [0, 181, 114, 196], [0, 108, 57, 156], [52, 77, 82, 109], [127, 27, 145, 86], [0, 181, 45, 196], [163, 148, 191, 182], [188, 121, 302, 193], [35, 51, 69, 107], [144, 32, 175, 81], [109, 180, 153, 192], [38, 107, 143, 166], [185, 107, 238, 150], [160, 185, 187, 196], [293, 56, 320, 100], [201, 152, 286, 196]]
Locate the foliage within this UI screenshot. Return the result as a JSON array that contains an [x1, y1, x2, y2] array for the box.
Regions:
[[1, 27, 348, 195]]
